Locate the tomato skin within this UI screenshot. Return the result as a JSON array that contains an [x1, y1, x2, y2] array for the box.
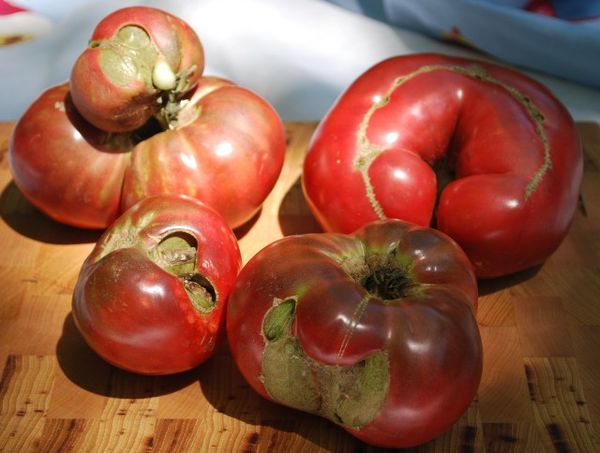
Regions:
[[227, 220, 482, 448], [121, 78, 286, 229], [70, 6, 204, 132], [73, 195, 241, 375], [302, 53, 583, 278], [8, 83, 129, 229]]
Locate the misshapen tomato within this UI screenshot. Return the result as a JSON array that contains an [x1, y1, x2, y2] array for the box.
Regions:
[[10, 7, 284, 230], [9, 76, 285, 230], [73, 195, 241, 375], [302, 53, 583, 278], [227, 220, 482, 448], [70, 6, 204, 132]]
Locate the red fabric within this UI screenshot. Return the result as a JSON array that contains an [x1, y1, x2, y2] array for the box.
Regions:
[[0, 0, 27, 15], [524, 0, 557, 17]]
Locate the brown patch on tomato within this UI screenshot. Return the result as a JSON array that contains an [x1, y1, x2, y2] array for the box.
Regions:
[[260, 297, 390, 429]]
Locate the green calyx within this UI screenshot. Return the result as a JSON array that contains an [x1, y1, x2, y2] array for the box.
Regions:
[[260, 297, 390, 429], [361, 245, 419, 301], [362, 266, 412, 300], [326, 240, 418, 302]]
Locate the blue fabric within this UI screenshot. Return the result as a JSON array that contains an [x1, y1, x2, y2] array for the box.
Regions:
[[325, 0, 600, 89]]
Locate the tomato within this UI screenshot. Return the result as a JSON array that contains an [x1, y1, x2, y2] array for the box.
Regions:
[[8, 84, 129, 229], [227, 220, 482, 448], [9, 76, 285, 230], [72, 195, 241, 375], [302, 53, 583, 278], [120, 76, 286, 228], [70, 6, 204, 132]]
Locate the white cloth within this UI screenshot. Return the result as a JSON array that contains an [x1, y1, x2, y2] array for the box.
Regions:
[[1, 0, 599, 122]]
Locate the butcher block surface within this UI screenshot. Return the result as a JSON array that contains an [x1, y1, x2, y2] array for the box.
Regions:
[[0, 120, 599, 452]]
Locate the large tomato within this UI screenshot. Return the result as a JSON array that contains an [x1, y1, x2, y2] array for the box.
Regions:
[[70, 6, 204, 132], [227, 220, 482, 449], [73, 195, 241, 375], [302, 53, 583, 278], [9, 76, 285, 229]]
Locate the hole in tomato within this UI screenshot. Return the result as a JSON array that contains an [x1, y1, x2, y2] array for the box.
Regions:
[[155, 231, 198, 276], [184, 273, 217, 313], [153, 232, 217, 313], [262, 298, 296, 342]]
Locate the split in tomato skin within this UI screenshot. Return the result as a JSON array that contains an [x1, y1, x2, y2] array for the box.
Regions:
[[72, 195, 242, 375], [227, 219, 482, 448]]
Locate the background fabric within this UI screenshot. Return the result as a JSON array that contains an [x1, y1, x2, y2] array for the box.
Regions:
[[1, 0, 599, 123], [326, 0, 600, 89]]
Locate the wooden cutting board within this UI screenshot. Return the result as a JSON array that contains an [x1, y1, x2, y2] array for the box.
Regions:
[[0, 120, 598, 452]]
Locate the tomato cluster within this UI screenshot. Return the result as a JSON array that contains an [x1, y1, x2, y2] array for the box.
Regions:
[[7, 7, 583, 450], [9, 6, 285, 230]]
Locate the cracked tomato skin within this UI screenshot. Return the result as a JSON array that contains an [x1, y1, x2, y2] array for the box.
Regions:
[[9, 76, 285, 230], [70, 6, 204, 132], [302, 53, 583, 278], [227, 220, 482, 449], [72, 195, 241, 375]]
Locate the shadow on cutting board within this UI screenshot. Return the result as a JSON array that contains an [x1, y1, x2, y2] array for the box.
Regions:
[[56, 313, 204, 398], [0, 181, 102, 244]]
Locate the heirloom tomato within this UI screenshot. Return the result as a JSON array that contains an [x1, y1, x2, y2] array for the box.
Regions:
[[9, 75, 285, 229], [72, 195, 241, 375], [70, 6, 204, 132], [227, 220, 482, 448], [303, 53, 583, 278]]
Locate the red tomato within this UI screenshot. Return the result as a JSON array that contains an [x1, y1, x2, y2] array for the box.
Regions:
[[8, 84, 129, 229], [121, 77, 286, 228], [302, 53, 583, 278], [70, 6, 204, 132], [73, 195, 241, 375], [227, 220, 482, 448], [9, 76, 285, 229]]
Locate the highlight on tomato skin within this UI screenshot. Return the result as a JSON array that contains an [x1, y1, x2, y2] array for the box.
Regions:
[[69, 6, 205, 133], [302, 53, 583, 279], [226, 219, 482, 449], [72, 194, 242, 376]]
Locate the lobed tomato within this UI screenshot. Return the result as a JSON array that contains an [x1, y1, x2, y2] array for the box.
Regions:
[[303, 53, 583, 278], [9, 76, 285, 230], [227, 220, 482, 448]]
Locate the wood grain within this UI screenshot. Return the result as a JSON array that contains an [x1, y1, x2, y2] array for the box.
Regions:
[[0, 120, 599, 452]]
